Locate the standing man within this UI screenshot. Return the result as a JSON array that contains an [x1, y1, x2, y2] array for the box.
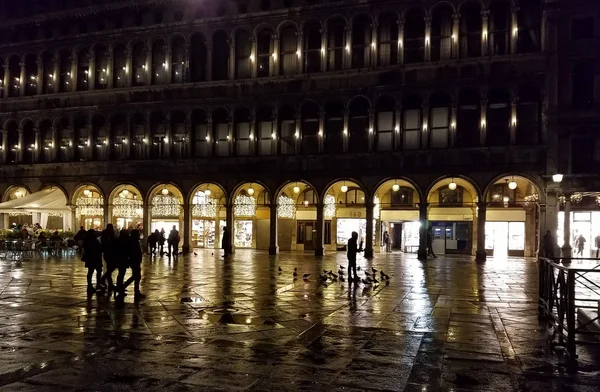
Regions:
[[124, 229, 145, 300], [595, 233, 600, 259], [222, 227, 230, 258], [542, 230, 556, 258], [383, 230, 391, 253], [168, 225, 180, 257], [427, 227, 437, 258], [347, 231, 363, 282]]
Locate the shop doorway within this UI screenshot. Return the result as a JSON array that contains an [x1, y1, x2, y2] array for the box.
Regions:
[[431, 221, 471, 255], [304, 222, 315, 250], [485, 221, 525, 257]]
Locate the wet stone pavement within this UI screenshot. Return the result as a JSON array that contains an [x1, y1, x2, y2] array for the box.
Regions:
[[0, 251, 599, 391]]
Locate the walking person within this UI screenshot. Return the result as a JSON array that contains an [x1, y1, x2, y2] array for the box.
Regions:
[[74, 226, 86, 253], [124, 229, 145, 300], [427, 227, 437, 258], [542, 230, 556, 258], [167, 225, 180, 257], [158, 228, 166, 256], [222, 227, 230, 258], [383, 230, 391, 253], [347, 231, 363, 282], [595, 233, 600, 259], [99, 224, 117, 290], [114, 229, 130, 299], [148, 230, 158, 255], [575, 233, 586, 257], [82, 229, 103, 295]]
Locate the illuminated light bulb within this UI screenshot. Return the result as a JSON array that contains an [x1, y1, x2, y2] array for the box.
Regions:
[[451, 121, 456, 129], [341, 184, 348, 193], [84, 70, 89, 74], [318, 130, 323, 137], [448, 181, 457, 191], [294, 132, 299, 139], [293, 185, 300, 194], [247, 187, 255, 196], [345, 45, 349, 52], [296, 50, 301, 57], [175, 71, 179, 75], [271, 133, 276, 140], [143, 138, 148, 144], [205, 135, 210, 142], [142, 65, 146, 69], [392, 184, 400, 192], [503, 196, 510, 203], [249, 54, 255, 62], [304, 200, 309, 207], [122, 67, 126, 70], [102, 69, 106, 72], [395, 126, 399, 133], [272, 53, 277, 61], [204, 189, 211, 196], [122, 189, 129, 196], [49, 74, 53, 78], [67, 72, 70, 76], [161, 188, 169, 195], [508, 180, 517, 190], [552, 174, 563, 183], [481, 119, 486, 128], [14, 191, 23, 198], [83, 189, 92, 197], [369, 128, 373, 133]]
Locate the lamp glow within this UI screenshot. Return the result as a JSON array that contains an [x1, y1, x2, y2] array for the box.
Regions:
[[161, 188, 169, 195], [392, 183, 400, 192], [552, 174, 563, 183], [508, 180, 517, 190], [247, 187, 255, 196], [448, 180, 457, 190], [341, 183, 348, 193]]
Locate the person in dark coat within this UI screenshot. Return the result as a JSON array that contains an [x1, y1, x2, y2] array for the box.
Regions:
[[542, 230, 556, 258], [221, 227, 230, 257], [74, 226, 86, 253], [167, 225, 180, 257], [82, 229, 103, 295], [347, 231, 362, 282], [148, 230, 159, 255], [114, 229, 131, 299], [124, 229, 145, 300], [100, 224, 117, 290], [158, 228, 166, 255]]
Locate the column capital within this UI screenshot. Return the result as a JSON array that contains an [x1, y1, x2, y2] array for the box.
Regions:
[[477, 201, 488, 209]]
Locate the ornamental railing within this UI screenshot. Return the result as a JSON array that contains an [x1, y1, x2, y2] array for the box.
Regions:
[[538, 257, 600, 368]]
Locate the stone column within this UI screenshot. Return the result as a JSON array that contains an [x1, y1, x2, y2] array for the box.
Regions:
[[272, 34, 279, 76], [511, 7, 518, 54], [476, 202, 487, 262], [510, 90, 518, 144], [52, 57, 59, 93], [183, 43, 190, 82], [2, 61, 9, 98], [269, 202, 278, 255], [364, 201, 374, 258], [342, 109, 349, 152], [34, 128, 40, 162], [371, 21, 378, 67], [452, 13, 460, 59], [250, 39, 257, 78], [421, 99, 429, 149], [249, 112, 256, 155], [394, 104, 402, 150], [17, 128, 23, 162], [480, 90, 488, 145], [36, 58, 43, 95], [398, 20, 404, 65], [70, 55, 77, 92], [142, 203, 150, 247], [318, 110, 325, 153], [228, 116, 234, 156], [320, 28, 328, 71], [182, 200, 191, 254], [561, 196, 572, 257], [543, 190, 559, 255], [344, 26, 351, 69], [424, 16, 432, 62], [103, 197, 109, 229], [225, 203, 234, 255], [294, 110, 301, 153], [296, 32, 303, 74], [125, 47, 133, 87], [106, 49, 114, 89], [206, 41, 212, 81], [18, 61, 25, 96], [481, 10, 489, 56], [88, 52, 95, 90], [164, 118, 172, 159], [368, 108, 375, 151], [52, 126, 59, 162], [271, 108, 278, 154], [1, 129, 7, 163], [164, 44, 172, 84], [229, 39, 235, 80], [417, 202, 428, 260], [145, 45, 153, 85], [315, 202, 324, 256], [450, 103, 458, 147]]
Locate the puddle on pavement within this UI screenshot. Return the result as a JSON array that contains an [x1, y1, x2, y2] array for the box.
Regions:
[[197, 307, 275, 326], [180, 297, 209, 304]]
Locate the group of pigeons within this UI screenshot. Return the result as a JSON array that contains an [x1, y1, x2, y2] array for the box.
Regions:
[[279, 265, 391, 287]]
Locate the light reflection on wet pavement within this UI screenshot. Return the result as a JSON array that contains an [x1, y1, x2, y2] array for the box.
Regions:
[[0, 251, 599, 391]]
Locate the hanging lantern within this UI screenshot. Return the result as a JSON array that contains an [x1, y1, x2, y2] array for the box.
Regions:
[[392, 183, 400, 192], [341, 182, 348, 193], [293, 184, 300, 194], [83, 189, 92, 197], [122, 189, 129, 196], [448, 179, 457, 191], [508, 178, 517, 190], [247, 187, 255, 196], [304, 200, 309, 207], [161, 188, 169, 195], [204, 189, 211, 196]]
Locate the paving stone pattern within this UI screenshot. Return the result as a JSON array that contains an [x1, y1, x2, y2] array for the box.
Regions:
[[0, 251, 599, 391]]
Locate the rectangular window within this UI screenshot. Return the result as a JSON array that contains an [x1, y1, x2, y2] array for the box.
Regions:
[[439, 188, 463, 205], [216, 124, 229, 156], [194, 124, 210, 157], [391, 188, 413, 206], [259, 121, 272, 155], [430, 107, 449, 148], [280, 121, 295, 155], [236, 122, 250, 156], [403, 109, 421, 149], [572, 17, 594, 40], [324, 221, 331, 245], [376, 111, 394, 151]]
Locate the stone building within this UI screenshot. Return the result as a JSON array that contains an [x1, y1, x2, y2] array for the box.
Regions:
[[0, 0, 597, 260]]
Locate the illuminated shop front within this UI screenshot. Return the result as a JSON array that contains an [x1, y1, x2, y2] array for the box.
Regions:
[[2, 187, 31, 227], [110, 185, 143, 230], [150, 185, 183, 235], [191, 184, 226, 248], [557, 194, 600, 258], [233, 183, 270, 249], [74, 186, 104, 230]]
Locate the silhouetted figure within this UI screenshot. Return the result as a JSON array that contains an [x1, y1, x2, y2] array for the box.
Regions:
[[82, 229, 102, 295], [347, 231, 362, 281], [158, 228, 166, 255], [100, 224, 117, 290], [427, 227, 437, 258], [575, 234, 586, 256], [383, 230, 391, 253], [222, 227, 230, 257], [74, 226, 86, 253], [148, 230, 159, 255], [168, 225, 180, 257], [115, 229, 130, 299], [543, 230, 556, 258], [595, 233, 600, 259], [124, 229, 145, 300]]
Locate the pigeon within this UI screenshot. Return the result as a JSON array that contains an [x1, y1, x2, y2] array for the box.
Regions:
[[323, 269, 328, 274], [365, 272, 371, 277], [339, 276, 345, 282], [384, 274, 390, 280], [338, 269, 343, 276], [320, 274, 328, 282], [372, 277, 379, 284], [331, 273, 338, 279], [293, 268, 298, 278], [357, 266, 361, 271], [193, 252, 198, 256], [339, 265, 345, 270], [361, 278, 370, 285], [371, 267, 377, 274], [278, 267, 283, 272], [303, 273, 311, 280]]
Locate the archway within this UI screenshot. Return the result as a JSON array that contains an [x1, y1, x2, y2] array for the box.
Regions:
[[231, 182, 270, 249], [189, 183, 226, 249], [484, 175, 541, 258], [108, 184, 144, 230], [149, 184, 183, 238], [2, 186, 31, 228], [73, 184, 104, 230], [427, 176, 480, 256], [323, 179, 368, 251], [276, 181, 318, 251], [373, 179, 422, 254]]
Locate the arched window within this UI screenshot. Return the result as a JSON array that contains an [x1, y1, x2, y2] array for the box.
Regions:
[[516, 86, 540, 145], [213, 108, 230, 156], [191, 109, 210, 157], [22, 121, 35, 164], [170, 110, 187, 158], [235, 30, 252, 78], [431, 4, 453, 61], [256, 106, 273, 155], [279, 25, 298, 75], [57, 50, 71, 93], [151, 39, 167, 84], [111, 114, 128, 160], [77, 48, 90, 91], [517, 0, 542, 53], [212, 31, 230, 81], [378, 13, 398, 66], [489, 1, 510, 55], [149, 111, 167, 159], [131, 42, 146, 87], [171, 36, 186, 83], [459, 2, 482, 58], [39, 119, 53, 163], [91, 115, 108, 161], [572, 62, 595, 110], [23, 54, 37, 96], [324, 101, 344, 154], [234, 108, 251, 156], [190, 34, 207, 82], [130, 112, 146, 159], [278, 105, 296, 155], [404, 9, 425, 63], [94, 44, 108, 89], [303, 21, 321, 73], [351, 15, 371, 69], [256, 29, 273, 77], [327, 18, 346, 71], [41, 52, 54, 94]]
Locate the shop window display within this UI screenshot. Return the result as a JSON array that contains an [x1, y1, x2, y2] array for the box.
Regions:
[[235, 220, 253, 247]]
